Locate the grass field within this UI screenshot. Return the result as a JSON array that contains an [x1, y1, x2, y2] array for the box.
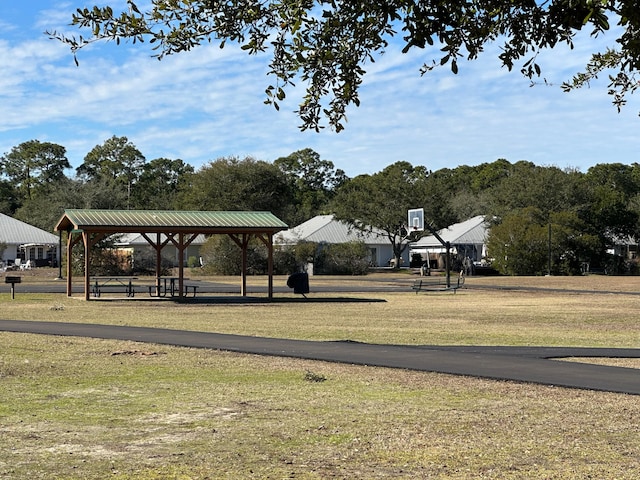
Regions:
[[0, 272, 639, 478]]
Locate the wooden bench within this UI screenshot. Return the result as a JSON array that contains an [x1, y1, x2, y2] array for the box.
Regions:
[[184, 285, 198, 297], [412, 274, 465, 294], [148, 283, 198, 298]]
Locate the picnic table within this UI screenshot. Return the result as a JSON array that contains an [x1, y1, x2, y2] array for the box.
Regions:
[[91, 276, 138, 297]]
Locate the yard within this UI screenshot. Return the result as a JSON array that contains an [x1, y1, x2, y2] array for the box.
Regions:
[[0, 273, 638, 478]]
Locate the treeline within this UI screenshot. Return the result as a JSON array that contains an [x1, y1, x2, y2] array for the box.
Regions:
[[329, 160, 640, 275], [0, 137, 345, 232], [2, 136, 640, 275]]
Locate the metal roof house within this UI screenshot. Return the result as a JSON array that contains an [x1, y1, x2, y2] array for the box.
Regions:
[[410, 215, 489, 270], [0, 213, 60, 268], [274, 214, 409, 267]]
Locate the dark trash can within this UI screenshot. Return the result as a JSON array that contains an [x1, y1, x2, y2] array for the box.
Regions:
[[287, 272, 309, 295]]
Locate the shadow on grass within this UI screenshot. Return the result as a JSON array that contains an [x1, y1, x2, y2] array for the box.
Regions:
[[85, 295, 387, 304], [179, 296, 388, 304]]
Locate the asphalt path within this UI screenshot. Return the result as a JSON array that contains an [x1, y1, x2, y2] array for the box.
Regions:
[[1, 319, 639, 395], [3, 277, 640, 395]]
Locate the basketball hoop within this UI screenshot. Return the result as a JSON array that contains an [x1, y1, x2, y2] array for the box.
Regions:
[[407, 208, 424, 232]]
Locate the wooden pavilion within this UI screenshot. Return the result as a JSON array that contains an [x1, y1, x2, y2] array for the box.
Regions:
[[54, 209, 288, 300]]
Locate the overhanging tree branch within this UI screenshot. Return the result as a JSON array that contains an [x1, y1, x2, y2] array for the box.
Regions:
[[48, 1, 640, 131]]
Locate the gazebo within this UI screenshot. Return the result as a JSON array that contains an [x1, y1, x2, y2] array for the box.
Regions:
[[54, 209, 288, 300]]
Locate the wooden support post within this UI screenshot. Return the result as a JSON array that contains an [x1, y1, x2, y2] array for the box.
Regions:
[[66, 233, 73, 297], [83, 231, 91, 301], [155, 233, 162, 295], [267, 234, 274, 299], [178, 233, 185, 300], [255, 233, 276, 299], [241, 233, 248, 297], [445, 241, 451, 289]]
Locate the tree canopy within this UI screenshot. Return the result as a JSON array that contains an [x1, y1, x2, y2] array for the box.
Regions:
[[50, 1, 640, 131], [274, 148, 346, 225], [175, 156, 293, 220], [133, 157, 194, 210], [0, 140, 70, 200]]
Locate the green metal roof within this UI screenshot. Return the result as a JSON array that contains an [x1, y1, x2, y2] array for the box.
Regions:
[[55, 209, 288, 233]]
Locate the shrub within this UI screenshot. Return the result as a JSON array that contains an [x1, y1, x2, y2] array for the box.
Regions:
[[295, 241, 318, 266], [318, 241, 370, 275], [273, 246, 297, 275], [200, 235, 242, 275], [187, 256, 200, 268], [200, 235, 269, 275]]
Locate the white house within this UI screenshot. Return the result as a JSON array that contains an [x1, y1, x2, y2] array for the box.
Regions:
[[274, 214, 409, 267], [409, 215, 489, 270], [113, 232, 207, 268], [0, 213, 60, 268]]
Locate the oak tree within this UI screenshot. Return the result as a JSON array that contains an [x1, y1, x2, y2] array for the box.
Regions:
[[274, 148, 347, 225], [176, 156, 293, 221], [76, 136, 146, 209], [132, 157, 194, 209]]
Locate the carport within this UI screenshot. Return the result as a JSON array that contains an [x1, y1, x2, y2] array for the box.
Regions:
[[54, 209, 288, 300]]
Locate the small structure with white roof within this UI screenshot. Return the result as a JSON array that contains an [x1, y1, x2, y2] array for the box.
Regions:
[[0, 213, 60, 269], [113, 232, 207, 268]]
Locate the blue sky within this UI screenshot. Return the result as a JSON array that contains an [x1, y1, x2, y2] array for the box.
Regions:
[[1, 1, 638, 178]]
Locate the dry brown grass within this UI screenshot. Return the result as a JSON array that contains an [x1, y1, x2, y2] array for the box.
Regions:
[[0, 272, 639, 479], [3, 273, 639, 348]]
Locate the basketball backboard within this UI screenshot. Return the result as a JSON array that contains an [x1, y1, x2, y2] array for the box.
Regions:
[[408, 208, 424, 232]]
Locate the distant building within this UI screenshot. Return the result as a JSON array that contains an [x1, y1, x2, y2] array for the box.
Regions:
[[113, 233, 207, 268], [0, 213, 60, 268], [409, 216, 489, 271], [274, 214, 409, 267]]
